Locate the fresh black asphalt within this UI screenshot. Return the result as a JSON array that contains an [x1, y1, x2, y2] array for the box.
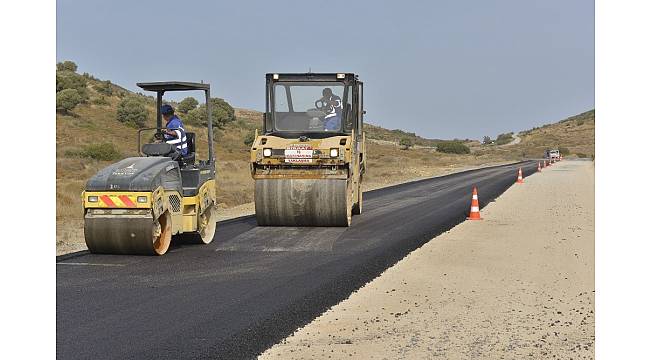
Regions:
[[57, 161, 539, 359]]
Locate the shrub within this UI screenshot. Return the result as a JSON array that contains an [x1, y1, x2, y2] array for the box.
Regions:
[[56, 71, 86, 91], [576, 119, 585, 126], [56, 71, 89, 102], [177, 97, 199, 114], [185, 97, 235, 129], [399, 137, 413, 150], [83, 143, 121, 161], [56, 60, 78, 72], [495, 132, 514, 145], [576, 152, 588, 158], [91, 96, 110, 106], [66, 143, 121, 161], [243, 131, 256, 147], [94, 80, 113, 96], [436, 141, 471, 154], [56, 89, 82, 113], [117, 97, 148, 128], [558, 146, 570, 155]]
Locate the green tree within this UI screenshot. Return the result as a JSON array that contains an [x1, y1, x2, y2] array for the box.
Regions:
[[56, 60, 78, 72], [185, 97, 235, 129], [177, 97, 199, 114], [399, 137, 413, 150], [56, 89, 82, 113], [117, 97, 148, 128]]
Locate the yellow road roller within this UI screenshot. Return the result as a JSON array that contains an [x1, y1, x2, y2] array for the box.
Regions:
[[250, 73, 366, 226], [82, 81, 218, 255]]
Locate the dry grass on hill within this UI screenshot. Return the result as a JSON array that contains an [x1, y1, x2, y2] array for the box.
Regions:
[[517, 110, 595, 158]]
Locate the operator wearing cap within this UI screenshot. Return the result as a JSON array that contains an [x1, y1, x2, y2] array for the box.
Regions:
[[321, 88, 342, 131], [161, 104, 188, 156]]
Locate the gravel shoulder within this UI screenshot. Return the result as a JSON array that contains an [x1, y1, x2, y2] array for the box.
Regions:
[[260, 160, 595, 359]]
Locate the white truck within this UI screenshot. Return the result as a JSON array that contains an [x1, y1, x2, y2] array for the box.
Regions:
[[544, 149, 560, 160]]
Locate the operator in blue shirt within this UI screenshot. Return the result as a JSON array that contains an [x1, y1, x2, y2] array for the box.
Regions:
[[161, 104, 188, 157], [320, 88, 342, 131]]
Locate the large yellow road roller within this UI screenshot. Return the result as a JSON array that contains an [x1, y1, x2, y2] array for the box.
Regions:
[[250, 73, 366, 226], [82, 81, 218, 255]]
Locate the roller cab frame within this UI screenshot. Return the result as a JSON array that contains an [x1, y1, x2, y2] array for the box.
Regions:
[[82, 81, 218, 255], [250, 73, 366, 226]]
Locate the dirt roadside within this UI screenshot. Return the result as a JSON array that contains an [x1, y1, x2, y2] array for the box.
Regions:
[[260, 160, 595, 359]]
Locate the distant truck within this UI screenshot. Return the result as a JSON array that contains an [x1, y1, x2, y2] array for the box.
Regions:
[[544, 149, 560, 160]]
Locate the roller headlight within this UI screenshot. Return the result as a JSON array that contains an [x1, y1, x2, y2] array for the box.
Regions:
[[137, 196, 148, 203], [329, 148, 339, 158], [87, 196, 98, 203], [263, 148, 272, 157]]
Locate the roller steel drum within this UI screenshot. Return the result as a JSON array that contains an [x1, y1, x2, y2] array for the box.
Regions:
[[84, 211, 172, 255], [255, 179, 351, 226]]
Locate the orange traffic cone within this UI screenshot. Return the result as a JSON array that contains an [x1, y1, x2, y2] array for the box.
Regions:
[[467, 186, 482, 220], [537, 162, 542, 172], [516, 167, 524, 184]]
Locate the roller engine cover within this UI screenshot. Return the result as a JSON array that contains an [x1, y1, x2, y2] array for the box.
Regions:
[[85, 157, 182, 193]]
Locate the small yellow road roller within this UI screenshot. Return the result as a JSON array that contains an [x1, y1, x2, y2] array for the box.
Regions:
[[82, 81, 218, 255]]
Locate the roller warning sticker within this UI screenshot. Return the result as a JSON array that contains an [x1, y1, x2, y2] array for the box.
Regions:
[[98, 194, 136, 208], [284, 144, 313, 163]]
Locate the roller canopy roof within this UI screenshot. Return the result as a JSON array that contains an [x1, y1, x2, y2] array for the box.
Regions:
[[136, 81, 210, 92]]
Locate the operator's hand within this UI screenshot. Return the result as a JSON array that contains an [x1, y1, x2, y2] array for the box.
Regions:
[[164, 129, 177, 137]]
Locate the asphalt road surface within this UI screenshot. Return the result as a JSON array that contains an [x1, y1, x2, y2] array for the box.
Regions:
[[57, 161, 538, 360]]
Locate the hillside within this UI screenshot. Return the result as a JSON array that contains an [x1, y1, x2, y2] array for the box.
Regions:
[[363, 124, 442, 147], [517, 110, 595, 158], [55, 62, 594, 253]]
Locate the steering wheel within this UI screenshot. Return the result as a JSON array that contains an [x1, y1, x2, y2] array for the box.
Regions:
[[314, 98, 328, 110], [153, 130, 166, 141]]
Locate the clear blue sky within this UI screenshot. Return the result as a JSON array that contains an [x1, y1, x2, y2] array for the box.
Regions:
[[57, 0, 594, 139]]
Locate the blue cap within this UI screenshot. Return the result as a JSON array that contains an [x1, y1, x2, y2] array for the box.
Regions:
[[161, 104, 174, 115]]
